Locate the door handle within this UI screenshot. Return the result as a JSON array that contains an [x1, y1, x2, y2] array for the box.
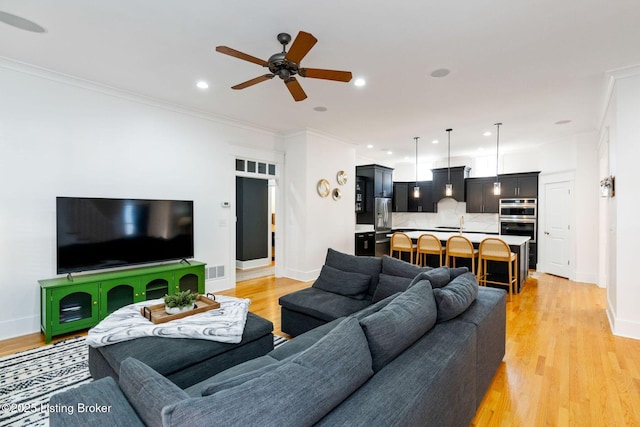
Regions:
[[544, 231, 549, 235]]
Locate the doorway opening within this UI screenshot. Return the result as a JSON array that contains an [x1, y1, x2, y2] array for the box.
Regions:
[[235, 176, 277, 282]]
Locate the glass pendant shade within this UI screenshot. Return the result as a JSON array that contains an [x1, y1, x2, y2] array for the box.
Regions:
[[413, 136, 420, 199], [493, 182, 501, 195], [413, 186, 420, 198], [445, 183, 453, 197]]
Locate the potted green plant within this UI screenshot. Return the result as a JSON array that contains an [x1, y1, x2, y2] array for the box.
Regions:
[[164, 290, 198, 315]]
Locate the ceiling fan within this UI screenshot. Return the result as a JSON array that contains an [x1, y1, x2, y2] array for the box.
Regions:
[[216, 31, 352, 102]]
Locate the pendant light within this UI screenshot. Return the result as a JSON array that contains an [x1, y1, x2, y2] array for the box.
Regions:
[[445, 128, 453, 197], [413, 137, 420, 199], [493, 123, 502, 195]]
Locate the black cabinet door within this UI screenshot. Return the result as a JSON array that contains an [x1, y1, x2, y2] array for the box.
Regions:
[[420, 181, 434, 212], [382, 170, 393, 198], [517, 175, 538, 198], [393, 182, 409, 212], [465, 179, 484, 213], [483, 181, 500, 212], [355, 233, 375, 256], [432, 167, 468, 202], [499, 177, 519, 197]]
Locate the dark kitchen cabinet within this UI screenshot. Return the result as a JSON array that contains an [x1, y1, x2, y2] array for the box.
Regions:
[[409, 181, 434, 212], [355, 232, 376, 256], [465, 177, 500, 213], [498, 173, 539, 198], [356, 164, 394, 225], [355, 177, 365, 213], [393, 182, 409, 212], [393, 181, 434, 212], [432, 166, 470, 203]]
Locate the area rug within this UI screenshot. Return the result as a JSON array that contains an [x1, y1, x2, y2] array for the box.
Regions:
[[0, 334, 287, 427]]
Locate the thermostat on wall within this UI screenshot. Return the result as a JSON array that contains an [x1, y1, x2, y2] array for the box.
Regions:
[[221, 201, 231, 208]]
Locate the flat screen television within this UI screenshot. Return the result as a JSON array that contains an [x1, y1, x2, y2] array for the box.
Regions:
[[56, 197, 194, 274]]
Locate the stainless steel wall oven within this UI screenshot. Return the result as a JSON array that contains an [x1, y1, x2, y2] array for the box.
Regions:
[[499, 198, 537, 267]]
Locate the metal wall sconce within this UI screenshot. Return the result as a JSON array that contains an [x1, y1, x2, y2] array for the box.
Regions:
[[600, 176, 615, 198]]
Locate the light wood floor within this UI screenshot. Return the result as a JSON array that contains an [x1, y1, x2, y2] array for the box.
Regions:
[[2, 273, 640, 426]]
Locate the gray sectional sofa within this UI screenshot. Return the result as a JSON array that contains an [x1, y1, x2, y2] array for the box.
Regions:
[[50, 249, 506, 427]]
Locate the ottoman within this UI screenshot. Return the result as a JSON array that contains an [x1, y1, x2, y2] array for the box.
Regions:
[[88, 312, 274, 388]]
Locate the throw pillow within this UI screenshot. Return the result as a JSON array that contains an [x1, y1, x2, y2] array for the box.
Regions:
[[162, 317, 373, 427], [312, 264, 371, 299], [371, 273, 412, 303], [325, 248, 382, 294], [449, 266, 469, 280], [359, 280, 437, 372], [119, 357, 189, 427], [433, 271, 479, 322], [381, 255, 431, 278], [408, 266, 452, 289]]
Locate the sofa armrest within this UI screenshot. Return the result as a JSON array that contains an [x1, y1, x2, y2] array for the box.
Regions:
[[49, 377, 144, 427]]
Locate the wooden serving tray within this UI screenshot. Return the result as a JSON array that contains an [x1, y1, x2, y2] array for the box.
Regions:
[[140, 294, 220, 324]]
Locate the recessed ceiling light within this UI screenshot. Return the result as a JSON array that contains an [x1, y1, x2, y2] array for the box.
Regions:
[[354, 78, 366, 87], [367, 144, 374, 149], [387, 150, 393, 155], [430, 68, 450, 78], [0, 11, 46, 33], [555, 119, 572, 125], [483, 131, 492, 137], [313, 106, 328, 112], [196, 81, 209, 89], [432, 139, 439, 144]]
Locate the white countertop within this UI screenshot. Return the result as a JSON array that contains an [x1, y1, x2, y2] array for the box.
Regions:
[[355, 224, 375, 233], [391, 230, 530, 246]]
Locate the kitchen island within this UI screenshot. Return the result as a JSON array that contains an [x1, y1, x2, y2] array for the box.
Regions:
[[392, 231, 530, 292]]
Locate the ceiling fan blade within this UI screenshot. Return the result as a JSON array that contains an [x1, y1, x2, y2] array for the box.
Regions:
[[216, 46, 269, 67], [284, 77, 307, 102], [285, 31, 317, 64], [231, 74, 275, 90], [299, 68, 353, 82]]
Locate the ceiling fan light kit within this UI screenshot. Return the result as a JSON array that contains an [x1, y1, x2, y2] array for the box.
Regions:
[[216, 31, 353, 101]]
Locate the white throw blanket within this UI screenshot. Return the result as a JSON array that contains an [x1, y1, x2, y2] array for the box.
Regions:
[[86, 295, 250, 347]]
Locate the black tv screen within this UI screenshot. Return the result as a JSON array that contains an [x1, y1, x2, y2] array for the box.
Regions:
[[56, 197, 194, 274]]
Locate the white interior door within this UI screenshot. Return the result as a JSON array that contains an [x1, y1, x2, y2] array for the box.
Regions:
[[544, 181, 571, 277]]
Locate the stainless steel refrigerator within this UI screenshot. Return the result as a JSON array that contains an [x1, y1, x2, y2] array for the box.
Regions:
[[374, 198, 392, 257]]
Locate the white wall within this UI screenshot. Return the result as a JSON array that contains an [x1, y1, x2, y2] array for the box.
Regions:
[[283, 130, 356, 281], [0, 61, 279, 340], [602, 69, 640, 340]]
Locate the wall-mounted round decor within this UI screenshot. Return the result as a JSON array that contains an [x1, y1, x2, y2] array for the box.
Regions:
[[332, 188, 342, 201], [317, 179, 330, 197], [337, 170, 348, 185]]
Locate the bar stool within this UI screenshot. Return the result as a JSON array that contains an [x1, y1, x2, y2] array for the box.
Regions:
[[416, 234, 445, 267], [390, 232, 417, 264], [477, 237, 518, 301], [445, 235, 478, 274]]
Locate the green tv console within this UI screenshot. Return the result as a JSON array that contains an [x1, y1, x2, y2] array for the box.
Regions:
[[39, 261, 205, 343]]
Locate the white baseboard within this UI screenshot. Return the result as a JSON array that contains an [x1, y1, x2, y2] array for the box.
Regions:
[[236, 258, 270, 270], [606, 304, 640, 340], [0, 314, 41, 341], [205, 278, 234, 293], [285, 267, 321, 283]]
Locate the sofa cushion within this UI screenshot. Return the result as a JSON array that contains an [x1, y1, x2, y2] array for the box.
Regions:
[[119, 357, 189, 427], [372, 273, 412, 303], [200, 356, 285, 396], [312, 264, 371, 299], [325, 248, 382, 297], [408, 266, 453, 288], [381, 255, 431, 278], [279, 287, 371, 322], [433, 271, 479, 322], [359, 280, 437, 372], [162, 317, 374, 427]]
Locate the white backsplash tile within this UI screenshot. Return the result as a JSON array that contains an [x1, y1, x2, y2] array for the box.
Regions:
[[392, 197, 499, 233]]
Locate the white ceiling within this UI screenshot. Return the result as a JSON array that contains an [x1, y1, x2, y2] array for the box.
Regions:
[[2, 0, 640, 164]]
